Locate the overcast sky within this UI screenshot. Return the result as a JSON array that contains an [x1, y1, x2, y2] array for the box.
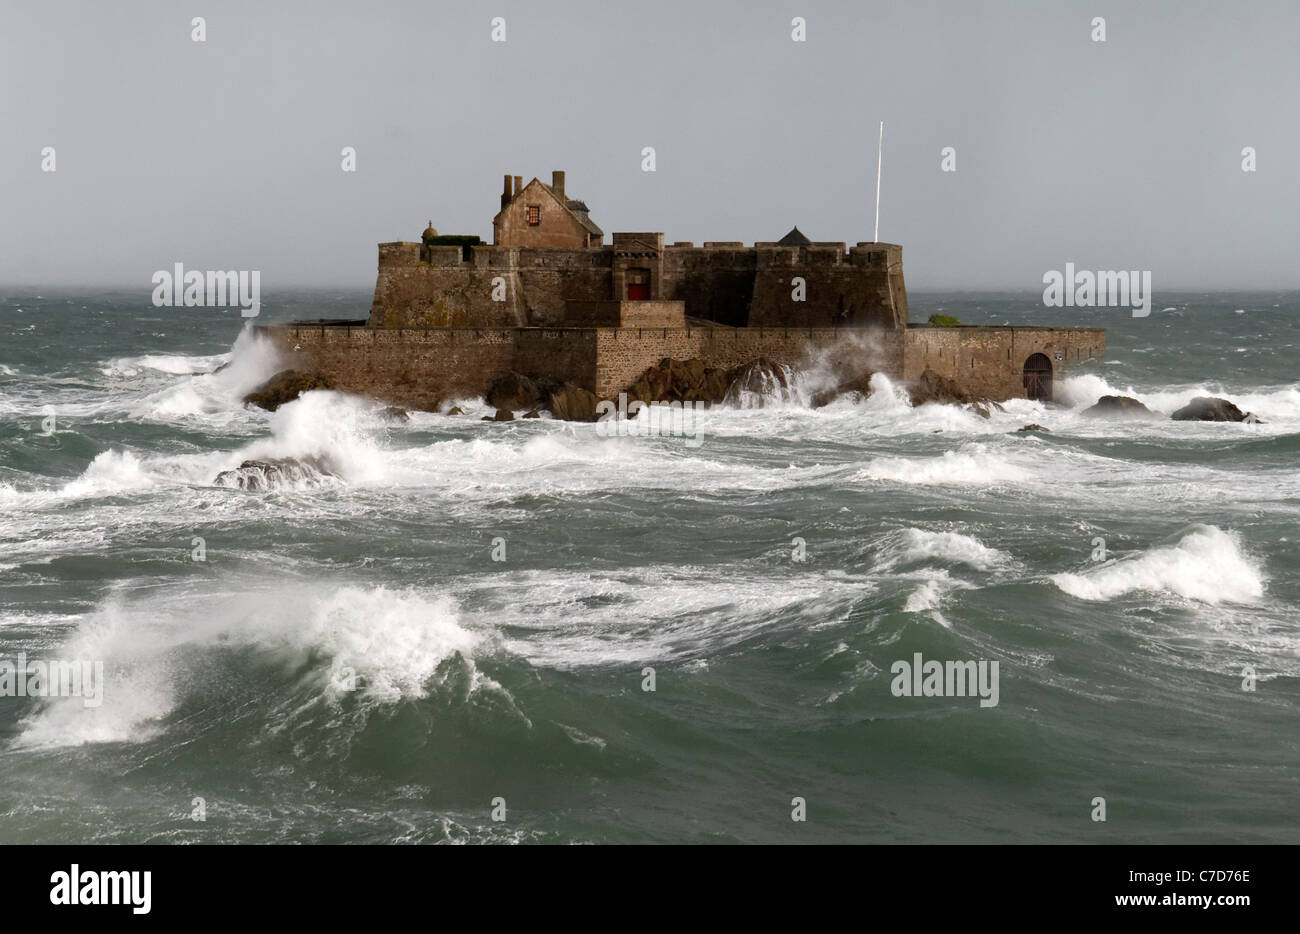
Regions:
[[2, 0, 1297, 290]]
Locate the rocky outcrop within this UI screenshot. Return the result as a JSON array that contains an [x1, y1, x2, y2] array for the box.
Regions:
[[810, 372, 876, 408], [1171, 396, 1257, 422], [377, 406, 409, 423], [214, 457, 335, 490], [1081, 395, 1157, 418], [482, 371, 598, 421], [547, 385, 599, 422], [485, 372, 562, 411], [907, 369, 1005, 419], [722, 358, 802, 407], [243, 370, 334, 411], [1018, 424, 1050, 432], [624, 358, 730, 405]]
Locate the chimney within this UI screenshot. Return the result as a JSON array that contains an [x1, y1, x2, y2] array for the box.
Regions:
[[513, 175, 522, 197], [552, 170, 566, 201], [502, 174, 513, 208]]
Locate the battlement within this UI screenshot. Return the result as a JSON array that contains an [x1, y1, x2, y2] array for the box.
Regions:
[[370, 234, 907, 331]]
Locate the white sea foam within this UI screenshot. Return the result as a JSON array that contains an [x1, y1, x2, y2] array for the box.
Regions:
[[903, 578, 942, 612], [1051, 525, 1265, 604], [15, 583, 487, 748], [126, 326, 284, 421], [466, 566, 872, 669], [59, 450, 157, 498], [239, 391, 386, 484], [877, 528, 1012, 572], [856, 444, 1030, 486], [1057, 373, 1300, 423], [103, 353, 226, 377]]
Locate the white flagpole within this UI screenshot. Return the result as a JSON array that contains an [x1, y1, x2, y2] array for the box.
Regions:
[[873, 121, 883, 243]]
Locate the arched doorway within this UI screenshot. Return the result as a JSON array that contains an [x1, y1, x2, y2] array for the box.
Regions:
[[1023, 353, 1053, 402]]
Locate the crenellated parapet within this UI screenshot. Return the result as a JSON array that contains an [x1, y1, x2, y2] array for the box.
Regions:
[[368, 237, 907, 331]]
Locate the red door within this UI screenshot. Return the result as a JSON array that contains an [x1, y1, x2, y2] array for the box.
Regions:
[[626, 268, 650, 300]]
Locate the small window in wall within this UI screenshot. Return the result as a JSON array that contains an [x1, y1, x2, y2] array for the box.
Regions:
[[527, 206, 541, 226]]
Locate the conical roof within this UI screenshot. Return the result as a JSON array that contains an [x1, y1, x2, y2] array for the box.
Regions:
[[776, 226, 811, 246]]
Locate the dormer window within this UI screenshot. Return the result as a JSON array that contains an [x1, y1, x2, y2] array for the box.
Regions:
[[527, 206, 541, 226]]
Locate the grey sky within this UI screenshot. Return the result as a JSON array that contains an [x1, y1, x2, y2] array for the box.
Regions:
[[2, 0, 1297, 289]]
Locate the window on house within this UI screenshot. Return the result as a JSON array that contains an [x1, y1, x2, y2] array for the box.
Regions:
[[527, 206, 540, 225]]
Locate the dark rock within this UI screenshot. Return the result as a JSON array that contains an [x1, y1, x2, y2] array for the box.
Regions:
[[485, 372, 539, 410], [377, 405, 409, 423], [1081, 395, 1156, 418], [485, 372, 564, 411], [1019, 423, 1050, 432], [809, 371, 877, 408], [446, 406, 464, 416], [214, 457, 334, 491], [907, 369, 1005, 415], [723, 358, 792, 406], [523, 409, 541, 419], [243, 370, 334, 411], [810, 388, 839, 409], [625, 357, 730, 405], [1170, 396, 1249, 422], [547, 385, 599, 422], [491, 408, 515, 422]]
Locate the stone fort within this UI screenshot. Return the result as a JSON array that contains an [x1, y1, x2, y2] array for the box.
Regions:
[[259, 170, 1105, 411]]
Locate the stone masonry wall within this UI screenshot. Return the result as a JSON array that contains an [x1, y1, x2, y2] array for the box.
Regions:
[[259, 323, 1104, 411], [261, 324, 518, 410], [592, 327, 904, 399], [902, 326, 1107, 399], [368, 241, 906, 330]]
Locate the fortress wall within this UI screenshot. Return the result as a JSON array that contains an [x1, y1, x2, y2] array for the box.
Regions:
[[369, 243, 613, 328], [368, 242, 909, 331], [259, 325, 519, 410], [593, 327, 903, 399], [902, 327, 1107, 400], [513, 267, 613, 325], [514, 328, 599, 389], [564, 301, 686, 328], [257, 322, 1104, 410], [660, 244, 904, 330], [750, 261, 901, 329], [659, 248, 757, 327], [369, 257, 523, 329]]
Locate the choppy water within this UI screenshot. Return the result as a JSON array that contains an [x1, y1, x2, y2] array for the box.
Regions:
[[1, 289, 1297, 843]]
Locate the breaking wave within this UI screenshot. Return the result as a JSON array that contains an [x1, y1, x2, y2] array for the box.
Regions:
[[1051, 525, 1265, 604], [875, 528, 1014, 572], [855, 443, 1030, 486], [15, 584, 492, 749]]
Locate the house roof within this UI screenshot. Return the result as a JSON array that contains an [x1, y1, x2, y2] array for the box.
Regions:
[[492, 177, 603, 237], [565, 199, 604, 236]]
